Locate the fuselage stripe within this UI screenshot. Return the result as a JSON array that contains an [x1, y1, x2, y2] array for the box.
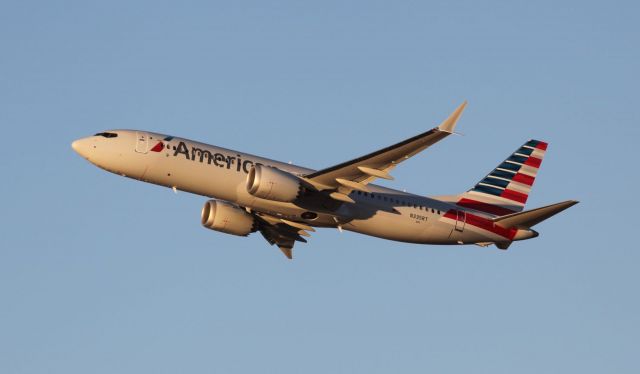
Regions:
[[444, 210, 517, 240]]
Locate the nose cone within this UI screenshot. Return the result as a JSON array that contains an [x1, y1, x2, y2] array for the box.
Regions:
[[71, 137, 92, 159]]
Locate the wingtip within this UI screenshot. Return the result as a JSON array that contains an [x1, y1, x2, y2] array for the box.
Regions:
[[438, 101, 467, 133], [279, 246, 293, 259], [561, 199, 580, 206]]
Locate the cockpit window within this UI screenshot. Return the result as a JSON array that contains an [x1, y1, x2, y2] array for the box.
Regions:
[[95, 132, 118, 138]]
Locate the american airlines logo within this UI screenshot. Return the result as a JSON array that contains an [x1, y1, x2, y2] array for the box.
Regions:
[[160, 140, 257, 173]]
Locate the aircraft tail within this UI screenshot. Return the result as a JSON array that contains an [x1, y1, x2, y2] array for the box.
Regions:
[[456, 140, 548, 215], [492, 200, 579, 229], [489, 200, 578, 250]]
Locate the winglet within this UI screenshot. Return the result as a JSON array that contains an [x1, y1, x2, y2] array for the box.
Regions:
[[438, 101, 467, 133]]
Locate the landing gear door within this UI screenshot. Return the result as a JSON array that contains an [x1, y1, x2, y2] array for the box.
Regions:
[[135, 131, 149, 154], [455, 210, 466, 232]]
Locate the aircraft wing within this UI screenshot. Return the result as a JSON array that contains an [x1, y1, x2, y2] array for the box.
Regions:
[[304, 102, 467, 202], [259, 229, 297, 259], [254, 212, 313, 259]]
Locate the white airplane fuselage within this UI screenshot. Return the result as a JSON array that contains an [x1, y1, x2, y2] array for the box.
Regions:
[[72, 130, 536, 247]]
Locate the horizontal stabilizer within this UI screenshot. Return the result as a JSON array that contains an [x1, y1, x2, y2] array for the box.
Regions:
[[493, 200, 579, 229]]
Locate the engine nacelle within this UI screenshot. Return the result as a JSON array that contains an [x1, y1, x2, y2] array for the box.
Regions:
[[246, 164, 304, 202], [200, 200, 257, 236]]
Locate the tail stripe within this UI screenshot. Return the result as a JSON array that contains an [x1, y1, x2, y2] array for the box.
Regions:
[[498, 162, 521, 172], [490, 169, 517, 180], [505, 181, 531, 194], [507, 154, 528, 164], [512, 173, 535, 186], [481, 177, 510, 188], [518, 164, 540, 177], [457, 198, 516, 216], [500, 189, 528, 204], [473, 184, 504, 196], [524, 156, 542, 168], [525, 140, 547, 150], [458, 139, 548, 214], [515, 147, 534, 156]]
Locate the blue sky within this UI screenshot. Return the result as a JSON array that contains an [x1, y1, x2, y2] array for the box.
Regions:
[[1, 1, 638, 373]]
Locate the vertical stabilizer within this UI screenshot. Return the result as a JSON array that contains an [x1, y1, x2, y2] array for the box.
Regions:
[[456, 140, 548, 215]]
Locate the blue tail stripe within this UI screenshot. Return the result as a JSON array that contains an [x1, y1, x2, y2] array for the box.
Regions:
[[490, 169, 516, 180], [481, 177, 510, 188], [472, 184, 503, 196], [516, 147, 534, 156], [507, 154, 528, 164], [498, 161, 521, 172]]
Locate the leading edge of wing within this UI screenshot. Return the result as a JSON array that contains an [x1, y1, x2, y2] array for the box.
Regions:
[[304, 101, 467, 187]]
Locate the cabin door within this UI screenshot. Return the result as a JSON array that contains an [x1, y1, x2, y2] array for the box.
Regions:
[[455, 210, 466, 232], [135, 131, 149, 153]]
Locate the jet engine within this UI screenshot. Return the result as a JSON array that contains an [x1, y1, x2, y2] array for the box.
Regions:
[[246, 164, 306, 202], [201, 200, 257, 236]]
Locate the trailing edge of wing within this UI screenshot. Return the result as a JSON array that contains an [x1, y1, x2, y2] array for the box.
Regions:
[[304, 102, 467, 189]]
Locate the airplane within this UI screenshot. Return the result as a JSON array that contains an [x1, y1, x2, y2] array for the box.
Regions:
[[71, 102, 577, 259]]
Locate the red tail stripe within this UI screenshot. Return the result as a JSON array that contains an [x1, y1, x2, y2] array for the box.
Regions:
[[511, 173, 535, 186], [524, 156, 542, 168], [456, 198, 516, 216], [500, 189, 528, 204], [536, 142, 548, 150]]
